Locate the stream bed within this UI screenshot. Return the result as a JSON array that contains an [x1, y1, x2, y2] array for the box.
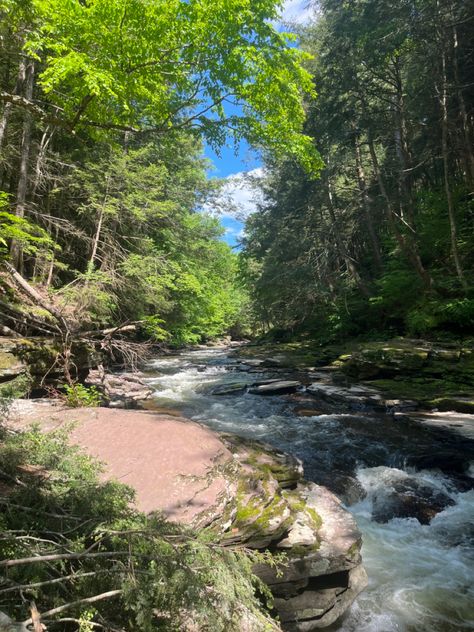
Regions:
[[144, 347, 474, 632]]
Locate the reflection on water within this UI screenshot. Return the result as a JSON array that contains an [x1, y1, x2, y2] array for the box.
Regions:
[[145, 348, 474, 632]]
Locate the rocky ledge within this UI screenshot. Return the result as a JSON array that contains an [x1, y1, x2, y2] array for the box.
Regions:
[[196, 436, 367, 630], [9, 403, 367, 630]]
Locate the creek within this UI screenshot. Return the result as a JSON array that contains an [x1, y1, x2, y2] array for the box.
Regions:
[[144, 346, 474, 632]]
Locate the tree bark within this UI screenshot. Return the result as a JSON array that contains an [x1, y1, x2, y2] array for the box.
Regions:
[[452, 23, 474, 187], [11, 58, 35, 272], [353, 133, 383, 270], [440, 41, 468, 291], [367, 135, 433, 290], [392, 57, 415, 227], [326, 173, 371, 298], [0, 57, 26, 152]]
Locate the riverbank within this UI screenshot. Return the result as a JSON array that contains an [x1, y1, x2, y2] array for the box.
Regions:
[[6, 399, 367, 630], [234, 336, 474, 413], [3, 336, 474, 630]]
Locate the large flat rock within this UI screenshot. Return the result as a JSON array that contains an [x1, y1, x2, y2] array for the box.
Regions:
[[8, 401, 232, 524]]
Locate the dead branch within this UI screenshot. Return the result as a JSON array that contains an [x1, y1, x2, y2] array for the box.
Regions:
[[0, 572, 98, 595], [0, 550, 133, 568], [29, 603, 43, 632], [23, 590, 123, 625], [2, 262, 69, 332]]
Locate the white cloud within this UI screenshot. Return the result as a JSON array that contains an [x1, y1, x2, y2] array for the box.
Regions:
[[205, 168, 266, 221], [280, 0, 315, 24]]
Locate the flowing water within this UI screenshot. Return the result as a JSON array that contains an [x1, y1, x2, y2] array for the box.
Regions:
[[144, 347, 474, 632]]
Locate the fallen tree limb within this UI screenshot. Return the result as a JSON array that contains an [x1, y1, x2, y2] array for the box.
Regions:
[[23, 590, 123, 625], [0, 550, 131, 568], [0, 299, 60, 335], [2, 262, 69, 333], [81, 321, 142, 338]]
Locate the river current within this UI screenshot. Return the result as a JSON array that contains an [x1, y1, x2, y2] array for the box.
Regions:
[[144, 347, 474, 632]]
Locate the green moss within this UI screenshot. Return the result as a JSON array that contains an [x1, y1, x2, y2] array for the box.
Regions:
[[305, 506, 323, 530], [0, 372, 32, 400], [428, 398, 474, 414], [0, 351, 22, 372], [368, 377, 473, 402], [283, 492, 306, 514], [282, 490, 323, 536], [346, 541, 360, 559], [287, 541, 321, 556]]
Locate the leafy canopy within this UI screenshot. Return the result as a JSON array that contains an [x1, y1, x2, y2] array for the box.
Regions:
[[26, 0, 321, 171]]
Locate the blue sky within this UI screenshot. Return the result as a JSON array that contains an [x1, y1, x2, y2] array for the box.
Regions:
[[203, 0, 313, 248]]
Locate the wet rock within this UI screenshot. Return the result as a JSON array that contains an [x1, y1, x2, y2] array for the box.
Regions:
[[202, 437, 366, 630], [252, 482, 366, 629], [212, 383, 248, 396], [86, 369, 153, 408], [313, 471, 367, 507], [307, 383, 382, 408], [283, 566, 369, 631], [262, 357, 284, 367], [429, 397, 474, 414], [371, 478, 455, 525], [245, 358, 265, 367], [249, 380, 301, 395], [405, 449, 469, 476], [294, 408, 326, 417]]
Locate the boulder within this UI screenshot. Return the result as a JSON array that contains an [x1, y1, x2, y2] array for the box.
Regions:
[[307, 383, 383, 408], [249, 380, 301, 395], [212, 383, 248, 396], [371, 479, 455, 524], [86, 369, 154, 408]]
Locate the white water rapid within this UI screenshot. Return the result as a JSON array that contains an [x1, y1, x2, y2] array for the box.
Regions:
[[144, 347, 474, 632]]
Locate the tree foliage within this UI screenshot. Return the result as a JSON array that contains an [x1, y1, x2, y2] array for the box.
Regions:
[[0, 0, 319, 343], [242, 0, 474, 340]]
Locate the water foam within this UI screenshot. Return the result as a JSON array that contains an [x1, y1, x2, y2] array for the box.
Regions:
[[146, 348, 474, 632]]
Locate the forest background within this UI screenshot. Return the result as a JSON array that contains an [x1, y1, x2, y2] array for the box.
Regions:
[[1, 0, 473, 348]]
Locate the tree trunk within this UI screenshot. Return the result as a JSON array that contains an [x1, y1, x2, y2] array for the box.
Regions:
[[452, 24, 474, 188], [367, 135, 433, 290], [88, 206, 104, 274], [0, 56, 28, 190], [326, 173, 371, 298], [10, 58, 35, 272], [440, 42, 468, 291], [392, 57, 415, 227], [353, 133, 383, 270], [32, 125, 54, 197]]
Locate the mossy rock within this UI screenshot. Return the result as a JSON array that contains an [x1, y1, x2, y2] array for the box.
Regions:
[[429, 398, 474, 414], [0, 372, 32, 399], [0, 350, 25, 378], [0, 337, 102, 385]]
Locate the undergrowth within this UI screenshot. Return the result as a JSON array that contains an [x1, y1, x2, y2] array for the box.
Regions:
[[0, 425, 277, 631]]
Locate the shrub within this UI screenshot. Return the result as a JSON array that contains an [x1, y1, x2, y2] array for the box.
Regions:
[[63, 383, 101, 407]]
